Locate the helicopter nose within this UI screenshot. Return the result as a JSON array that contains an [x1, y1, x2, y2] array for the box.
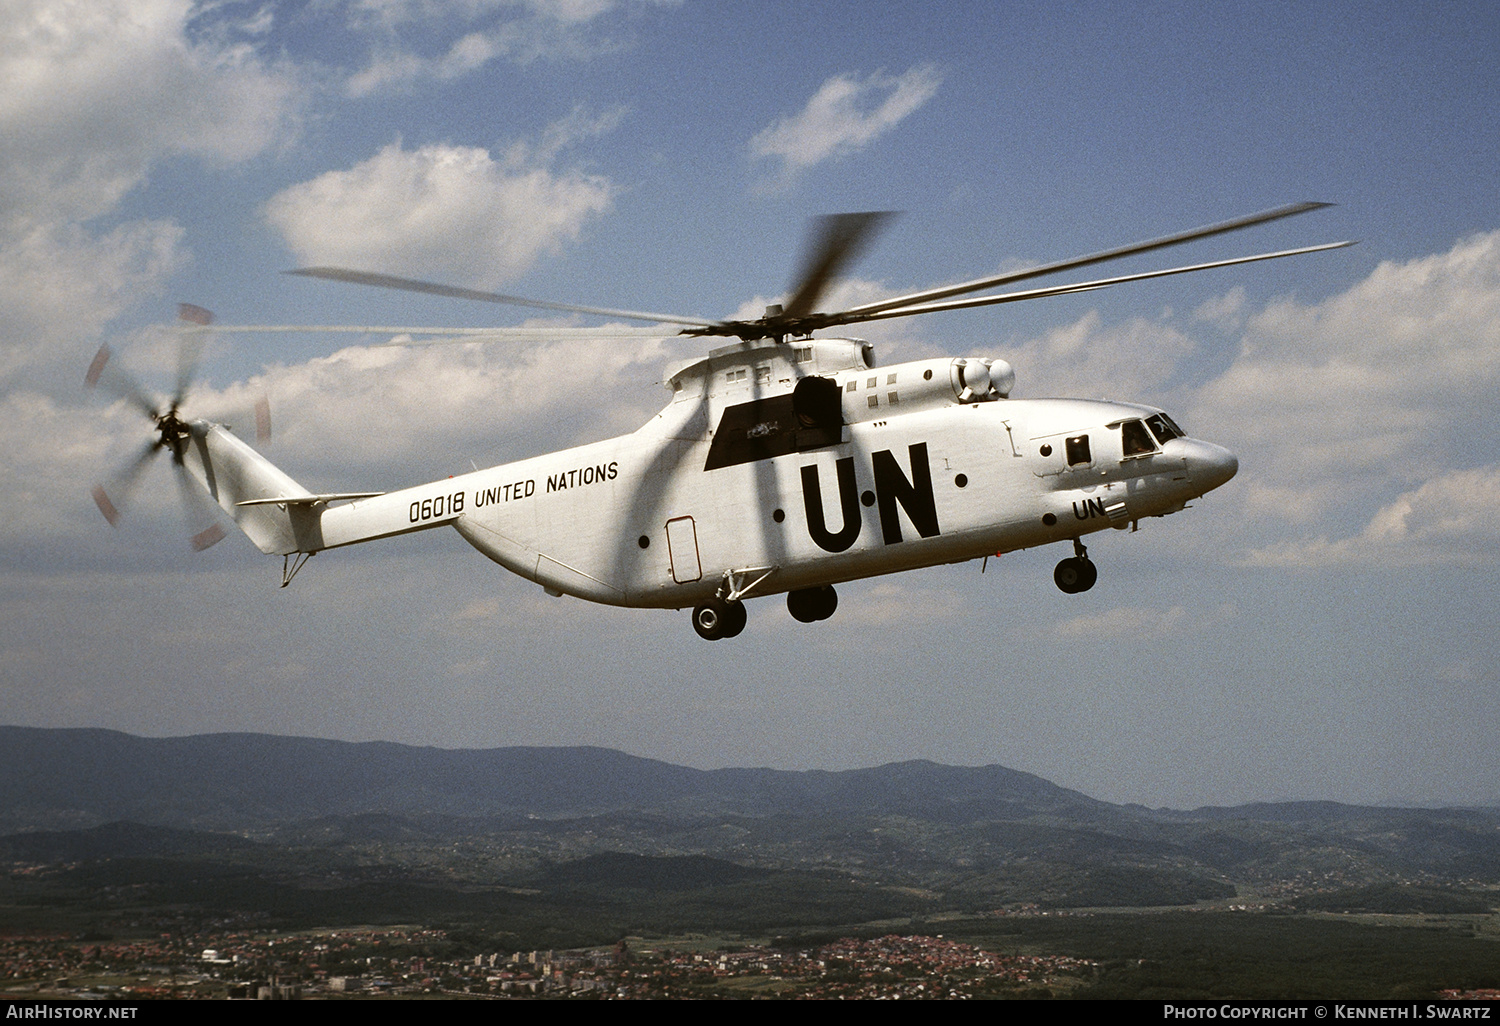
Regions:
[[1185, 440, 1238, 492]]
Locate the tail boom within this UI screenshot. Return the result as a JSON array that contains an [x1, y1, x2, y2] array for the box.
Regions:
[[181, 420, 456, 556]]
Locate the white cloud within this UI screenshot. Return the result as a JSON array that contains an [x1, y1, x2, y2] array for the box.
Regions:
[[524, 104, 629, 163], [749, 65, 942, 183], [1194, 232, 1500, 484], [0, 0, 297, 224], [340, 0, 656, 96], [263, 139, 616, 288], [1243, 465, 1500, 568], [826, 581, 965, 630], [202, 325, 677, 484], [996, 310, 1197, 402], [1192, 286, 1246, 329], [345, 0, 622, 31], [0, 219, 184, 381], [1186, 231, 1500, 561], [1056, 603, 1236, 640], [0, 0, 299, 388]]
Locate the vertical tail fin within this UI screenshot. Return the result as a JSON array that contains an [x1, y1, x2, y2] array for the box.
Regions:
[[180, 421, 317, 554]]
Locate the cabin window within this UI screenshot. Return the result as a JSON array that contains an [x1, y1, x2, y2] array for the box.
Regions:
[[756, 367, 770, 384], [1120, 419, 1157, 457], [1066, 435, 1091, 466], [887, 373, 898, 385], [846, 380, 857, 392], [794, 347, 814, 364]]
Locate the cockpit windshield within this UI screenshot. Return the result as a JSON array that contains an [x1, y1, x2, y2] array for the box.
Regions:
[[1145, 413, 1185, 444]]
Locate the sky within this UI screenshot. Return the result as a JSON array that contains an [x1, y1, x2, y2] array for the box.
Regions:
[[2, 0, 1498, 810]]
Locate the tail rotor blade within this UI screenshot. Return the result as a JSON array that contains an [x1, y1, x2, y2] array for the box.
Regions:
[[92, 485, 122, 527], [223, 395, 272, 447], [178, 303, 214, 326], [84, 345, 110, 388], [84, 344, 159, 418], [254, 396, 272, 447], [91, 438, 162, 526], [192, 522, 227, 552], [172, 308, 212, 410], [173, 460, 226, 551]]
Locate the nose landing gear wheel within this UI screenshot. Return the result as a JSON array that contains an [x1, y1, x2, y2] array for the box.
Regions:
[[1053, 556, 1097, 594], [692, 597, 747, 640]]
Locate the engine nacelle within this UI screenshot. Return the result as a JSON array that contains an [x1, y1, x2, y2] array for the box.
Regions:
[[839, 355, 1019, 423], [988, 359, 1016, 398], [951, 357, 1016, 401]]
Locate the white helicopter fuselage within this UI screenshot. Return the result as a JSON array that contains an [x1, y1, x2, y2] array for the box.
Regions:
[[111, 204, 1340, 636], [187, 337, 1237, 625]]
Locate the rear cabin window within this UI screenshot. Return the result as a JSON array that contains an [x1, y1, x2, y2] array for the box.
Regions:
[[1066, 435, 1091, 466]]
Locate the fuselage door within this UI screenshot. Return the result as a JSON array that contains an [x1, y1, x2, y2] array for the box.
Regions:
[[665, 515, 703, 583]]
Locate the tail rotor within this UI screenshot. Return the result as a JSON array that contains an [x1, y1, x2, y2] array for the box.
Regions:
[[85, 306, 267, 550]]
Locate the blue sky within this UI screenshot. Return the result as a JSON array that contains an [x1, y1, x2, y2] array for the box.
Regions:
[[2, 0, 1498, 809]]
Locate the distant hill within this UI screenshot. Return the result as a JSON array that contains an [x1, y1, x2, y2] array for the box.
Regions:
[[2, 726, 1498, 908], [0, 726, 1105, 833]]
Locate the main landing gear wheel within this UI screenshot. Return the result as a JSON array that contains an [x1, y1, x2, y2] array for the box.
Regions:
[[787, 585, 838, 623], [1054, 556, 1097, 594], [692, 597, 747, 640]]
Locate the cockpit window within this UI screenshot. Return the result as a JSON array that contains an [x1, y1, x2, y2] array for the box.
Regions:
[[1120, 419, 1157, 457], [1145, 413, 1184, 444], [1065, 435, 1091, 466]]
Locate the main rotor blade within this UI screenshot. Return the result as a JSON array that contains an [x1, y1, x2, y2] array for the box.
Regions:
[[184, 324, 675, 343], [823, 201, 1334, 325], [285, 268, 722, 331], [779, 212, 896, 321], [837, 240, 1354, 325]]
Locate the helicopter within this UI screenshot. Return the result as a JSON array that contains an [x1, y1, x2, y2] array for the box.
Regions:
[[87, 203, 1349, 639]]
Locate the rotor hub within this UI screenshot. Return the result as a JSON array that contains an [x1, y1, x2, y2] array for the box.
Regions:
[[153, 408, 191, 462]]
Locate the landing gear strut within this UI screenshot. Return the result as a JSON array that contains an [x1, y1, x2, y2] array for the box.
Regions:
[[692, 597, 747, 640], [1053, 538, 1098, 594], [786, 585, 838, 623]]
